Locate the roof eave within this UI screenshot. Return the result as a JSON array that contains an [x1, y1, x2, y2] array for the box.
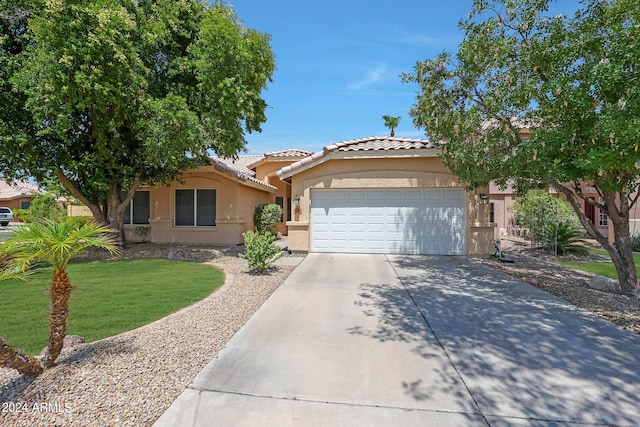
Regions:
[[277, 148, 441, 180], [210, 162, 276, 193]]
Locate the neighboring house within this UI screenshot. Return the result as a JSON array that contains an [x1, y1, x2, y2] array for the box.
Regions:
[[277, 137, 493, 255], [487, 123, 611, 240], [0, 178, 41, 213], [490, 182, 612, 241]]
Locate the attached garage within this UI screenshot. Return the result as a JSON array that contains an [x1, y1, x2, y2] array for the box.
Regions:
[[277, 136, 494, 256], [310, 188, 466, 255]]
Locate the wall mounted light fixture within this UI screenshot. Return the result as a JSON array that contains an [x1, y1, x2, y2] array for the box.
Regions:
[[294, 194, 301, 206], [479, 194, 489, 205]]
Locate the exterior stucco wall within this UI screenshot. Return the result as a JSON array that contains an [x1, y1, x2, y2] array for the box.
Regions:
[[67, 203, 93, 217], [491, 194, 517, 239], [1, 196, 33, 216], [286, 157, 494, 255], [145, 166, 271, 245]]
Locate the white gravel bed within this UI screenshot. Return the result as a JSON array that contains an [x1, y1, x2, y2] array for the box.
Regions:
[[0, 244, 295, 426]]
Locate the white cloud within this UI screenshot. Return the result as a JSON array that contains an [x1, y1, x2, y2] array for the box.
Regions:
[[347, 64, 389, 91], [381, 25, 459, 47]]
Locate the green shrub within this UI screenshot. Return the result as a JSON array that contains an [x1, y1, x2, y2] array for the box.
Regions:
[[253, 203, 283, 235], [14, 192, 66, 223], [551, 221, 588, 256], [631, 233, 640, 252], [512, 190, 582, 246], [65, 216, 94, 229], [239, 231, 283, 272]]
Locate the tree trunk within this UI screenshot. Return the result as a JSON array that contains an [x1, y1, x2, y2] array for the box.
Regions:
[[558, 185, 640, 297], [42, 267, 74, 368], [608, 210, 640, 297], [106, 196, 126, 248], [0, 337, 43, 376], [56, 170, 142, 248]]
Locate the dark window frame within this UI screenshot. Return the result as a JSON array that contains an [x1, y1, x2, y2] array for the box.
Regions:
[[175, 189, 217, 227], [123, 191, 150, 225]]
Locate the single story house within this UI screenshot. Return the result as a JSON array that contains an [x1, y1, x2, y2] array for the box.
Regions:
[[75, 137, 493, 255], [0, 179, 40, 212]]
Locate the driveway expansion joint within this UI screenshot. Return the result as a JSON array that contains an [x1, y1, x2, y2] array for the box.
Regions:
[[384, 254, 491, 427], [188, 386, 484, 417]]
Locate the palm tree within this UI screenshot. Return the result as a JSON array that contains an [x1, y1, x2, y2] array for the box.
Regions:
[[382, 115, 401, 137], [0, 218, 119, 374]]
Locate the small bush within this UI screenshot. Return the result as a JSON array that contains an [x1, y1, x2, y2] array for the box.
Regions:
[[549, 221, 588, 256], [65, 216, 95, 229], [631, 233, 640, 252], [253, 204, 283, 235], [239, 231, 283, 272], [512, 190, 581, 246]]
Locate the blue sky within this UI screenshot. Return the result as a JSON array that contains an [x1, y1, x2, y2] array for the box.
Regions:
[[230, 0, 582, 155], [230, 0, 472, 154]]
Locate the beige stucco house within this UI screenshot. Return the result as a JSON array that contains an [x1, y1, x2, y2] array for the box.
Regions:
[[79, 137, 494, 255], [277, 137, 494, 255], [122, 150, 312, 245]]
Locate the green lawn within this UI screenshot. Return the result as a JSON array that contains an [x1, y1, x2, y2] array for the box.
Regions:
[[560, 249, 640, 280], [0, 259, 224, 355]]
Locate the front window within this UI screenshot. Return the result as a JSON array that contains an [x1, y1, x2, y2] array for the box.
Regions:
[[123, 191, 150, 225], [175, 189, 216, 227], [598, 199, 608, 227]]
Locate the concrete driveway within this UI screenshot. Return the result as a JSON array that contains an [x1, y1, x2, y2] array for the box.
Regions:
[[154, 254, 640, 426]]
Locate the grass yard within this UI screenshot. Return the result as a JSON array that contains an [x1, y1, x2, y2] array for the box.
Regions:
[[560, 249, 640, 280], [0, 259, 224, 355]]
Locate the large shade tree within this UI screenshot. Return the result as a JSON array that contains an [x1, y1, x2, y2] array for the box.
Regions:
[[404, 0, 640, 296], [0, 0, 275, 245]]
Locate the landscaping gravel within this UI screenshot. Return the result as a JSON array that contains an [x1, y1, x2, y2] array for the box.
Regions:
[[480, 238, 640, 335], [0, 243, 295, 426]]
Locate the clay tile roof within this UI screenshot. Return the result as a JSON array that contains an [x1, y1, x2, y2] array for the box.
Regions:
[[215, 155, 263, 173], [208, 157, 276, 191], [0, 179, 41, 200], [277, 136, 437, 179], [325, 136, 435, 152], [245, 148, 314, 169], [264, 149, 314, 157]]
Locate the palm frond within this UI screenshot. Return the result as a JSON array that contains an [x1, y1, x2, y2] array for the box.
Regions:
[[0, 218, 119, 276]]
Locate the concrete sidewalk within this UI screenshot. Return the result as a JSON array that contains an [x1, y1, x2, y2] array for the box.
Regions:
[[154, 254, 640, 426]]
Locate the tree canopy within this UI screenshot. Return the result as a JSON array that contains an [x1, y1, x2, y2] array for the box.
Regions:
[[0, 0, 275, 244], [404, 0, 640, 295]]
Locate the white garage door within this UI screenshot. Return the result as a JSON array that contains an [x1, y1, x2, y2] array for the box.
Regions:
[[310, 189, 466, 255]]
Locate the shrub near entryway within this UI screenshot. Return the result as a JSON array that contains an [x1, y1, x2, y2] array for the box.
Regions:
[[239, 231, 282, 272], [253, 204, 283, 236]]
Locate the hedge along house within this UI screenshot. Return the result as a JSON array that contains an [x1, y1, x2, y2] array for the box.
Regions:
[[277, 137, 495, 255], [122, 151, 311, 244]]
